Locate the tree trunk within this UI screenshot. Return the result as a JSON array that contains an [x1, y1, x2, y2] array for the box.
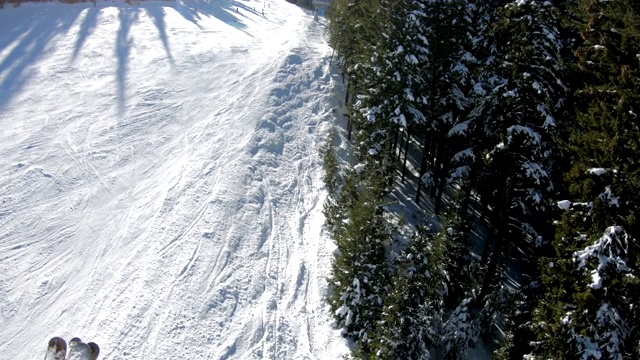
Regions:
[[434, 164, 448, 215], [415, 134, 431, 204], [434, 140, 453, 214], [478, 197, 490, 225], [479, 223, 504, 301], [457, 178, 473, 220], [401, 128, 411, 183], [430, 139, 443, 199], [479, 178, 513, 300], [344, 78, 350, 106], [481, 212, 497, 263], [391, 127, 399, 162]]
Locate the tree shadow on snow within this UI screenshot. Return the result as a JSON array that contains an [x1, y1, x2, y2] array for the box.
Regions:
[[145, 6, 174, 64], [0, 7, 84, 111], [0, 0, 259, 112], [70, 5, 99, 62], [168, 0, 257, 36], [115, 6, 138, 115]]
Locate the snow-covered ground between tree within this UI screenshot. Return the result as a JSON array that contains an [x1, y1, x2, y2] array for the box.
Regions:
[[0, 0, 348, 358]]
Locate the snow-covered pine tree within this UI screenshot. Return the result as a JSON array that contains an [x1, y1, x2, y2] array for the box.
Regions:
[[371, 226, 434, 360], [535, 217, 640, 359], [421, 0, 476, 215], [472, 0, 567, 299], [412, 0, 472, 206], [439, 297, 480, 360], [437, 209, 476, 307], [444, 0, 513, 222], [431, 209, 482, 360], [327, 0, 389, 120], [371, 210, 477, 359], [349, 0, 429, 180], [440, 1, 570, 353], [328, 170, 392, 353], [533, 0, 640, 358]]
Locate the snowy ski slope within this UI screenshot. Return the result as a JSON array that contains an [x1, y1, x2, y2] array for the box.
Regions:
[[0, 0, 347, 358]]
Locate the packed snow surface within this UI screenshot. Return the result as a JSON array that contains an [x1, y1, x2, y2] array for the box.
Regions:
[[0, 0, 347, 358]]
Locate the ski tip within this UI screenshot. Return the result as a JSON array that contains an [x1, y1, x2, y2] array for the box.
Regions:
[[45, 337, 67, 360], [46, 337, 100, 360], [88, 342, 100, 360], [48, 336, 66, 349]]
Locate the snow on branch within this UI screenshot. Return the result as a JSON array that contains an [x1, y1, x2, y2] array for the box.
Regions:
[[452, 148, 475, 163], [405, 54, 419, 65], [522, 161, 549, 185], [448, 166, 470, 184], [362, 106, 380, 124], [574, 226, 631, 289], [507, 125, 542, 145], [537, 103, 556, 128], [598, 186, 619, 207], [447, 120, 470, 137], [588, 168, 607, 176], [472, 82, 486, 96]]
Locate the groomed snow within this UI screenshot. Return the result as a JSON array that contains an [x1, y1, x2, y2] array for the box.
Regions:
[[0, 0, 347, 358]]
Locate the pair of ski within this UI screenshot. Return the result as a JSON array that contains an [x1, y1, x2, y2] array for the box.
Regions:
[[45, 337, 100, 360]]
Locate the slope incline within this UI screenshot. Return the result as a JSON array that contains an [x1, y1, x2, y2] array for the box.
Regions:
[[0, 0, 347, 358]]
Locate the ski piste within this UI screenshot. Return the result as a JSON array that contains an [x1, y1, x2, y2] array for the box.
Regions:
[[0, 0, 349, 358], [44, 337, 66, 360]]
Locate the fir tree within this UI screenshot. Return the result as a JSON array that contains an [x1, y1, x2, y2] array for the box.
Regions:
[[440, 297, 480, 360], [534, 0, 640, 358], [472, 0, 567, 302], [372, 226, 434, 360], [328, 170, 391, 352]]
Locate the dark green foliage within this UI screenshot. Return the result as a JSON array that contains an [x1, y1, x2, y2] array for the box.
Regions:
[[321, 132, 340, 194], [439, 211, 475, 307], [440, 297, 480, 360], [493, 331, 514, 360], [323, 0, 640, 358], [372, 227, 434, 360], [370, 214, 477, 359], [327, 170, 391, 350], [535, 216, 640, 358], [533, 0, 640, 358], [478, 0, 566, 258]]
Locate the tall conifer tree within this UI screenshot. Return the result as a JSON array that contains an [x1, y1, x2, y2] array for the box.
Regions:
[[534, 1, 640, 358]]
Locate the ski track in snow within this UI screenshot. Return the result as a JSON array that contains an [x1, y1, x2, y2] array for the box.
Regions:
[[0, 1, 347, 359]]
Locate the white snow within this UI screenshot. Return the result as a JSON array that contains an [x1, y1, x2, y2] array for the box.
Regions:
[[589, 270, 603, 289], [589, 167, 608, 176], [405, 54, 419, 65], [537, 103, 556, 128], [0, 1, 347, 359], [599, 185, 620, 207], [557, 200, 572, 210], [448, 165, 470, 183], [452, 148, 475, 163], [354, 163, 366, 174], [507, 125, 542, 145], [447, 119, 470, 136], [532, 80, 542, 93], [574, 226, 631, 289], [472, 82, 486, 96]]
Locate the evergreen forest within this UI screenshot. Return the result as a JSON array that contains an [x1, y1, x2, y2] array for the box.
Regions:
[[321, 0, 640, 358]]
